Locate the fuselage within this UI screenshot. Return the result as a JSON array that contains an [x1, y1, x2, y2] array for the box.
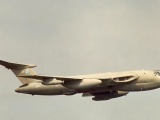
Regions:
[[15, 70, 160, 95]]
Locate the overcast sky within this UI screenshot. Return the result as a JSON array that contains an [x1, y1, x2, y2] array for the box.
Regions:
[[0, 0, 160, 120]]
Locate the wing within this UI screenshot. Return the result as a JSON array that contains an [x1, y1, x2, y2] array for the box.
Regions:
[[18, 75, 82, 81], [82, 90, 129, 101], [18, 74, 139, 86]]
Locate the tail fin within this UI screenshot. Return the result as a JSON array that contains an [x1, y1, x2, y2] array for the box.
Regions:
[[0, 60, 38, 84]]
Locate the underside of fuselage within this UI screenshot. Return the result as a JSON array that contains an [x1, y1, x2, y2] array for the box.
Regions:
[[15, 78, 160, 96]]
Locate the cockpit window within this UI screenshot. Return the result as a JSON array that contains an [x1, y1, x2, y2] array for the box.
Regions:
[[155, 71, 160, 76], [158, 72, 160, 76]]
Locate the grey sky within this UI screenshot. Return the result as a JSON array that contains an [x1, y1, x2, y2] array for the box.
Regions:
[[0, 0, 160, 120]]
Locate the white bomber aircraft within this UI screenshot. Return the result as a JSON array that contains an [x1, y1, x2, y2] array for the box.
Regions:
[[1, 60, 160, 101]]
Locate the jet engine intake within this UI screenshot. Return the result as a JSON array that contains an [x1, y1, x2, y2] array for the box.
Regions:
[[92, 91, 129, 101], [42, 78, 63, 85]]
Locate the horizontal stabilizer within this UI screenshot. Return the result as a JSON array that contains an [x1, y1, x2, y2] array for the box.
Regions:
[[0, 60, 37, 69]]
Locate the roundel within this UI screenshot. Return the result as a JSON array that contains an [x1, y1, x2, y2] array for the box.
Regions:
[[25, 70, 30, 74]]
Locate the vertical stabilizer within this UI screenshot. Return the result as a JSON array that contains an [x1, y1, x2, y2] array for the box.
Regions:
[[0, 60, 37, 84]]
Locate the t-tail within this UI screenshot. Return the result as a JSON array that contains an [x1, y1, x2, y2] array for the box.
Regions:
[[0, 60, 37, 84]]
